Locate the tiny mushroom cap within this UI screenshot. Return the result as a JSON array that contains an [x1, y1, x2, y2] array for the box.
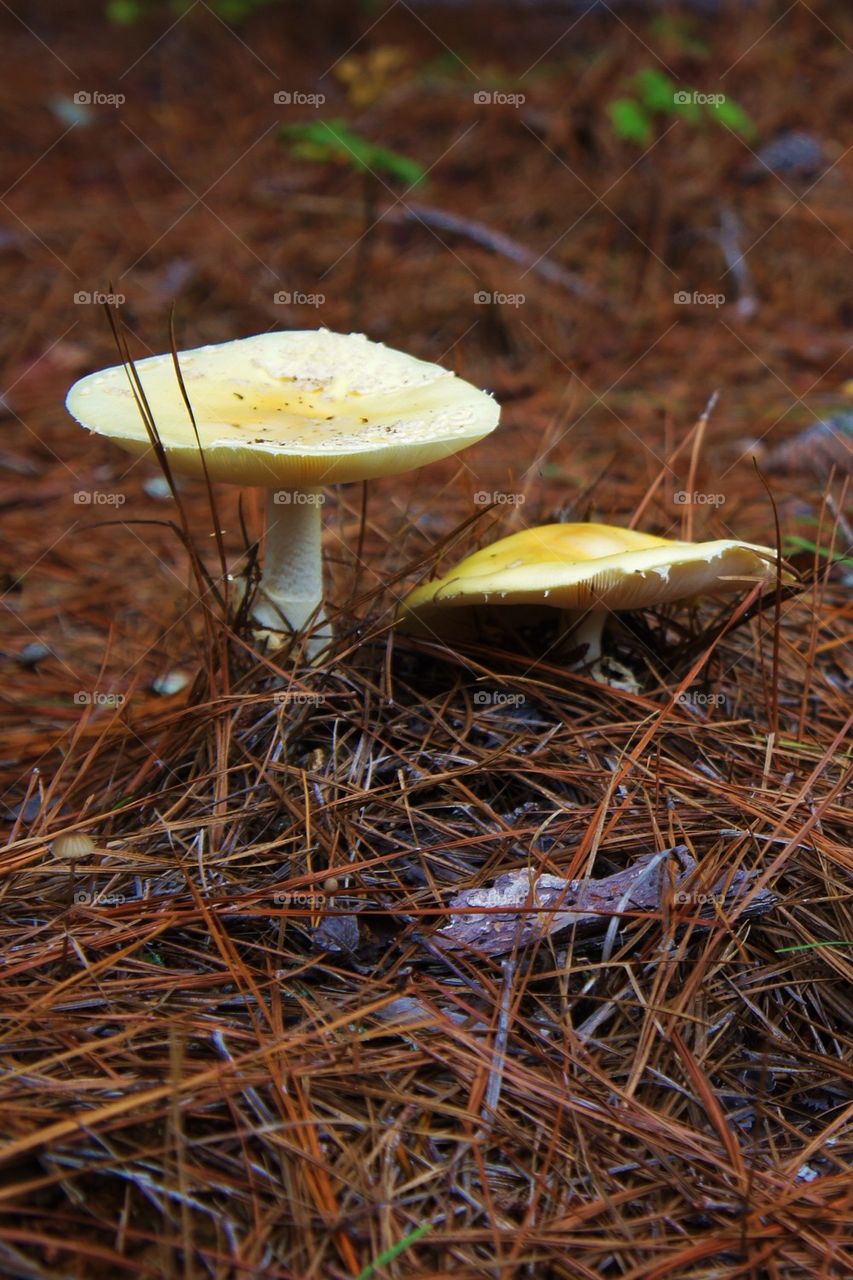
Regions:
[[398, 522, 790, 660], [66, 330, 499, 654], [51, 832, 96, 861]]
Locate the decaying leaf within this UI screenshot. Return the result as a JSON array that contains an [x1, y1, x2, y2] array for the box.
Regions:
[[434, 847, 776, 956], [766, 411, 852, 476], [312, 912, 360, 954]]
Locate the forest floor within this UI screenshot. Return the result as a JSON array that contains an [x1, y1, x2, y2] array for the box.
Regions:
[[0, 2, 850, 1277]]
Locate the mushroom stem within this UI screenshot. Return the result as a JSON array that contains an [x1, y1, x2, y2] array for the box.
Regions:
[[560, 607, 607, 665], [252, 488, 330, 656]]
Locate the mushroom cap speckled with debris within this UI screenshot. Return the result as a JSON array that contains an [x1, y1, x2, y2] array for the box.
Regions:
[[66, 330, 499, 656], [397, 522, 788, 657], [65, 329, 499, 488]]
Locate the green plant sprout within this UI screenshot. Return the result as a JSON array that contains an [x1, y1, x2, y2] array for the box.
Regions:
[[355, 1223, 432, 1280], [608, 67, 757, 146], [776, 941, 853, 953], [280, 119, 426, 188], [280, 120, 425, 323], [782, 535, 853, 566]]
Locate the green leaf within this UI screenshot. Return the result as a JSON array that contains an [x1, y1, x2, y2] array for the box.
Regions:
[[280, 119, 425, 186], [107, 0, 146, 21], [711, 97, 758, 140], [635, 67, 678, 114], [607, 98, 653, 145]]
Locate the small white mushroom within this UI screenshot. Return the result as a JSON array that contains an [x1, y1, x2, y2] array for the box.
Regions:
[[51, 832, 96, 861]]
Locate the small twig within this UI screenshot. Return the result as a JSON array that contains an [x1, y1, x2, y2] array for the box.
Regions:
[[403, 201, 605, 303], [825, 488, 853, 549], [476, 956, 515, 1139], [684, 391, 718, 543], [716, 204, 758, 319]]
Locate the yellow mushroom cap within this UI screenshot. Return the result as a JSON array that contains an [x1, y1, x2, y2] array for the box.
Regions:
[[51, 832, 96, 861], [398, 522, 788, 637], [66, 330, 499, 488]]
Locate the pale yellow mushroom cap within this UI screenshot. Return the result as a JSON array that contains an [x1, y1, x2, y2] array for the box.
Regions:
[[66, 330, 499, 488], [51, 832, 96, 861], [398, 522, 788, 637]]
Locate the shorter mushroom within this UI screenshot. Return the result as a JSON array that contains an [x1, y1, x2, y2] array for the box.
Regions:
[[51, 832, 96, 861], [397, 522, 790, 671], [51, 832, 97, 930]]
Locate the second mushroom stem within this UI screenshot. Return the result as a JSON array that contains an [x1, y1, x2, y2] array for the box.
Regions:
[[252, 487, 329, 656]]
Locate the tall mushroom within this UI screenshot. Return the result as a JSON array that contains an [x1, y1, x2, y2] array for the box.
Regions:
[[398, 521, 790, 667], [66, 330, 499, 655]]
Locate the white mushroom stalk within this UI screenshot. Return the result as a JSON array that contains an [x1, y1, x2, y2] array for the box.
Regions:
[[253, 487, 327, 645], [66, 330, 500, 658]]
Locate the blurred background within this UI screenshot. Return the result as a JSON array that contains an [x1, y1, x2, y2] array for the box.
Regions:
[[1, 0, 850, 706]]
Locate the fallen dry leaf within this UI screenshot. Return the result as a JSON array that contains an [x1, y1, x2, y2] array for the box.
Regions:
[[434, 847, 776, 956]]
